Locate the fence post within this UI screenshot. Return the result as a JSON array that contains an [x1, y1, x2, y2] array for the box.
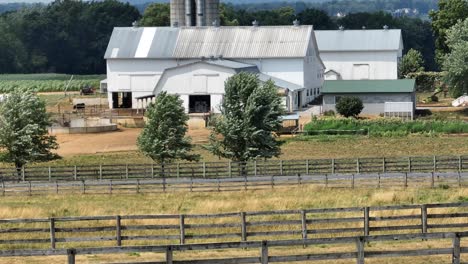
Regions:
[[151, 162, 154, 179], [136, 179, 140, 193], [166, 246, 173, 264], [228, 161, 232, 178], [73, 165, 77, 181], [306, 160, 310, 175], [179, 214, 185, 245], [382, 157, 386, 173], [325, 174, 328, 187], [356, 237, 365, 264], [331, 159, 335, 174], [404, 172, 408, 188], [177, 163, 180, 179], [261, 241, 269, 264], [459, 156, 462, 172], [203, 162, 206, 178], [240, 212, 247, 242], [452, 233, 461, 264], [81, 180, 85, 194], [99, 165, 102, 180], [49, 218, 56, 249], [433, 155, 437, 172], [28, 181, 32, 196], [377, 173, 381, 188], [364, 207, 370, 236], [109, 180, 112, 194], [352, 174, 355, 188], [254, 160, 257, 176], [301, 210, 307, 240], [22, 166, 25, 182], [280, 160, 283, 175], [408, 157, 412, 173], [116, 215, 122, 246], [356, 158, 360, 174], [48, 166, 52, 182], [421, 204, 428, 234], [67, 249, 76, 264], [125, 164, 129, 180]]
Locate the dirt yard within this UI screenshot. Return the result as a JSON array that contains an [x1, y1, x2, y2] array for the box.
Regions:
[[54, 128, 210, 156]]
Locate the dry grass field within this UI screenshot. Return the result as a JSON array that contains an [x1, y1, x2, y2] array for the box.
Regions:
[[1, 186, 468, 263]]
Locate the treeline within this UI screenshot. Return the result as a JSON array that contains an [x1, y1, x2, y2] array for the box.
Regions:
[[231, 0, 438, 17], [0, 0, 436, 74], [0, 0, 140, 74], [219, 6, 437, 70]]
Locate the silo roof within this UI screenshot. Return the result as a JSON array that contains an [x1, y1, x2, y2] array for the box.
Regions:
[[105, 26, 313, 59]]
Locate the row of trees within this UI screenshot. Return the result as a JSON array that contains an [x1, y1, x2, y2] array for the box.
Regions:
[[0, 0, 140, 74]]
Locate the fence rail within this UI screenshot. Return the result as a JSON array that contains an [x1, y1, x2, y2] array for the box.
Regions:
[[0, 232, 467, 264], [0, 155, 467, 183], [2, 172, 467, 196], [2, 202, 468, 251]]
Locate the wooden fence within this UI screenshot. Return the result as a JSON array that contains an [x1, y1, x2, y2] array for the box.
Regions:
[[1, 202, 468, 251], [0, 232, 467, 264], [2, 172, 468, 196], [0, 155, 467, 183]]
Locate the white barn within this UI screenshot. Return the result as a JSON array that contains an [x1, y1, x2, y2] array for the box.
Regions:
[[104, 25, 325, 113], [314, 29, 403, 80]]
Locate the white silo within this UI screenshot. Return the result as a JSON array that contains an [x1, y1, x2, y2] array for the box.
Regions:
[[170, 0, 219, 27]]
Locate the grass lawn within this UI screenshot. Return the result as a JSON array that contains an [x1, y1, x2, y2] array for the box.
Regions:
[[31, 135, 468, 166]]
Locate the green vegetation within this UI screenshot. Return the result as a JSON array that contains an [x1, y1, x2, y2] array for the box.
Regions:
[[138, 92, 199, 165], [0, 91, 57, 170], [207, 73, 284, 162], [304, 118, 468, 137], [0, 74, 103, 93], [399, 48, 425, 78], [443, 17, 468, 97], [335, 96, 364, 118]]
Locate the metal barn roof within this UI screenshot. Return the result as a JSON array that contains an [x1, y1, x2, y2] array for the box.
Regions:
[[322, 79, 415, 94], [314, 29, 403, 52], [105, 26, 313, 59]]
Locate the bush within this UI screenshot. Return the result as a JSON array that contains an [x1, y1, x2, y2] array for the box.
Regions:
[[406, 72, 445, 92], [323, 110, 335, 116], [335, 96, 364, 118]]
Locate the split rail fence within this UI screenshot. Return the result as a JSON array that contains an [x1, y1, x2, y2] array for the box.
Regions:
[[1, 202, 468, 251], [0, 155, 466, 183], [0, 232, 468, 264]]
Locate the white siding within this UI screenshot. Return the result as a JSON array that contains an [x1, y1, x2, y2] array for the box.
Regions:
[[320, 51, 399, 80]]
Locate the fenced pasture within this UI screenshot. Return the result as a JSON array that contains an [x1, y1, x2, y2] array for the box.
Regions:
[[0, 155, 467, 183], [2, 172, 468, 196], [1, 202, 468, 251]]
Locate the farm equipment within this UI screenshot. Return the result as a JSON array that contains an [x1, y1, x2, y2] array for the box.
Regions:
[[80, 86, 95, 95]]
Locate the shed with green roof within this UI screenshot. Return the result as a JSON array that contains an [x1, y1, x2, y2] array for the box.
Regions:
[[322, 79, 416, 116]]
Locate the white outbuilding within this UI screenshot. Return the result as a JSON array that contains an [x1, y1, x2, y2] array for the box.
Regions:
[[315, 28, 404, 80], [104, 25, 325, 113]]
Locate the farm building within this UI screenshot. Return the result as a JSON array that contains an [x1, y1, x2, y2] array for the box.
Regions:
[[315, 28, 403, 80], [322, 79, 416, 118], [103, 24, 325, 113]]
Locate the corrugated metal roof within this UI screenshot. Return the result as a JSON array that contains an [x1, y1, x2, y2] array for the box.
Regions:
[[204, 60, 256, 69], [258, 73, 303, 91], [323, 79, 415, 94], [315, 29, 402, 52], [105, 26, 312, 59]]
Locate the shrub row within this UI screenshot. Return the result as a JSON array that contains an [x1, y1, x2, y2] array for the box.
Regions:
[[304, 118, 468, 137], [0, 79, 101, 93]]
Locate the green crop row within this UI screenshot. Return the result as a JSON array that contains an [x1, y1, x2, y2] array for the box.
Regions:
[[0, 79, 101, 93], [0, 74, 104, 81], [304, 118, 468, 137]]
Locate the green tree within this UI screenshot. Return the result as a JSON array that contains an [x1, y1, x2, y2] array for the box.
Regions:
[[0, 91, 57, 175], [336, 96, 364, 118], [399, 49, 425, 78], [207, 72, 284, 165], [430, 0, 468, 65], [140, 3, 169, 26], [443, 18, 468, 97], [137, 92, 199, 171], [297, 8, 336, 29]]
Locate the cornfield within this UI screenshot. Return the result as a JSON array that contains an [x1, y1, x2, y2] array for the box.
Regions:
[[0, 74, 104, 93]]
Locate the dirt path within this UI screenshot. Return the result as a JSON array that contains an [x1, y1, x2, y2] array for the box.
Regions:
[[55, 128, 210, 156]]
